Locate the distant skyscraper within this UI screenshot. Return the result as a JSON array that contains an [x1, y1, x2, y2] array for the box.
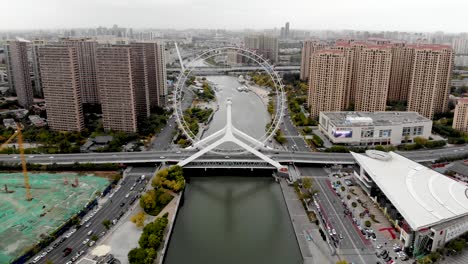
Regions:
[[96, 46, 139, 133], [31, 40, 46, 98], [407, 45, 453, 119], [453, 99, 468, 133], [300, 40, 326, 81], [354, 45, 392, 112], [387, 42, 414, 102], [4, 40, 34, 108], [61, 38, 99, 104], [244, 35, 278, 63], [38, 46, 85, 131], [308, 50, 348, 118], [285, 22, 290, 39]]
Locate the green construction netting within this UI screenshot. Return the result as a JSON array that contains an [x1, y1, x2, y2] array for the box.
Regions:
[[0, 172, 109, 263]]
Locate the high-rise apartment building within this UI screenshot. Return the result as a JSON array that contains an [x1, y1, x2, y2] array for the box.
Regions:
[[407, 45, 453, 119], [308, 50, 348, 118], [4, 40, 34, 108], [387, 43, 414, 102], [333, 41, 355, 108], [31, 40, 46, 98], [145, 41, 167, 107], [355, 45, 392, 112], [96, 46, 138, 133], [300, 40, 326, 81], [38, 46, 85, 131], [244, 35, 278, 63], [61, 38, 99, 104], [453, 99, 468, 133]]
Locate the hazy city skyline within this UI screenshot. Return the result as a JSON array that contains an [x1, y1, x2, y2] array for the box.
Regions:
[[2, 0, 468, 32]]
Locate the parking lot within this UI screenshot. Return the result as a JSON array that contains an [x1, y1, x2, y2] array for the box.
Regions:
[[299, 165, 413, 264]]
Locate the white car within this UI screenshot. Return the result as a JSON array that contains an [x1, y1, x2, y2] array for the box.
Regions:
[[82, 238, 90, 245], [89, 240, 95, 247], [85, 222, 91, 228]]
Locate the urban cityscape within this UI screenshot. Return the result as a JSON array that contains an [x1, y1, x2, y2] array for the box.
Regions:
[[0, 1, 468, 264]]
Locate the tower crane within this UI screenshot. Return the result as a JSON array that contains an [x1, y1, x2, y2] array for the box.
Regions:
[[0, 123, 32, 201]]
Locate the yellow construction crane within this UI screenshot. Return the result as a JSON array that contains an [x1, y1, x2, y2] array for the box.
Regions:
[[0, 123, 32, 201]]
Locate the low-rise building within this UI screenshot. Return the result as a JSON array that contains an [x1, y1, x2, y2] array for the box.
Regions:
[[80, 136, 114, 153], [319, 111, 432, 146], [352, 150, 468, 254], [2, 118, 16, 129], [28, 115, 47, 127]]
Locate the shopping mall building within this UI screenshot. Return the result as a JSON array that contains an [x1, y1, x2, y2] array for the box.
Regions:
[[351, 150, 468, 255]]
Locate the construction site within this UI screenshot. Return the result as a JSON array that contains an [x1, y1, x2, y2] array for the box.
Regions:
[[0, 123, 110, 262], [0, 172, 109, 263]]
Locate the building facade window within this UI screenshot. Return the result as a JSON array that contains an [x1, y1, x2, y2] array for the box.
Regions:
[[379, 129, 392, 138], [361, 128, 374, 138], [402, 127, 411, 136], [413, 126, 424, 135]]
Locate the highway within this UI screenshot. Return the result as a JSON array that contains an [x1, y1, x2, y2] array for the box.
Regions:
[[34, 168, 153, 264], [1, 146, 466, 166]]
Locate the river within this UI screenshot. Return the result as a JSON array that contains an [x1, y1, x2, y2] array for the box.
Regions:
[[164, 176, 302, 264], [164, 75, 302, 264]]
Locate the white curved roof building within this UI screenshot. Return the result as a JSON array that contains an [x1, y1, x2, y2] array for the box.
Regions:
[[351, 151, 468, 253]]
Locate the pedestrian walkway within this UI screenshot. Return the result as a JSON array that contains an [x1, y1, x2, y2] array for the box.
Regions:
[[279, 180, 339, 264]]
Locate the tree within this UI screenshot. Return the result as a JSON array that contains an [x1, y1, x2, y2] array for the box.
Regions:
[[102, 219, 111, 230], [336, 260, 348, 264], [128, 247, 148, 264], [91, 235, 99, 241], [414, 137, 429, 146], [364, 220, 372, 227], [131, 212, 147, 228], [302, 178, 313, 190], [351, 202, 357, 208], [45, 260, 54, 264]]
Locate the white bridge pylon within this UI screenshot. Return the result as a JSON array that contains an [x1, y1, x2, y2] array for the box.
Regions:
[[178, 99, 288, 172]]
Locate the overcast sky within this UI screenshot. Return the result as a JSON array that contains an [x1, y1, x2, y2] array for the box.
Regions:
[[1, 0, 466, 32]]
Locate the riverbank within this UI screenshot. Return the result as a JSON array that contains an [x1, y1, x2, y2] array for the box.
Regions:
[[279, 179, 339, 264]]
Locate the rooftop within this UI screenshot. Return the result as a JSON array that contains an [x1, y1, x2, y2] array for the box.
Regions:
[[352, 151, 468, 231], [321, 111, 431, 127]]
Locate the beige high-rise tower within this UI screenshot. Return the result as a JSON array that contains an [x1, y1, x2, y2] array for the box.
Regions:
[[96, 46, 138, 133], [333, 41, 355, 108], [355, 45, 392, 112], [387, 42, 414, 102], [453, 99, 468, 133], [300, 40, 326, 81], [4, 40, 34, 108], [61, 38, 100, 104], [407, 45, 454, 119], [308, 50, 348, 118], [38, 46, 85, 131], [139, 41, 167, 108]]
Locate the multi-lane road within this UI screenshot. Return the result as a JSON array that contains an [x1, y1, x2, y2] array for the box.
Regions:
[[1, 145, 466, 166], [34, 168, 153, 264]]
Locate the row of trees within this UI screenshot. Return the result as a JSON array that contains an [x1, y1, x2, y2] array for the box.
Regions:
[[249, 72, 274, 88], [181, 107, 214, 137], [128, 213, 169, 264], [152, 166, 185, 192], [139, 189, 173, 216]]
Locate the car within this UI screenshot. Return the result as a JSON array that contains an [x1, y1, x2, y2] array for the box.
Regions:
[[176, 151, 181, 154], [89, 240, 95, 247], [32, 256, 41, 263], [28, 155, 35, 158], [224, 156, 230, 159], [85, 222, 91, 228], [100, 231, 106, 237], [71, 256, 78, 261], [49, 156, 54, 159], [130, 186, 134, 191], [46, 247, 53, 253], [87, 230, 93, 236], [376, 244, 383, 249], [82, 238, 90, 245], [65, 262, 73, 264], [63, 247, 72, 257], [125, 193, 130, 198], [332, 229, 337, 235], [120, 202, 125, 207], [339, 234, 343, 239], [159, 156, 165, 159]]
